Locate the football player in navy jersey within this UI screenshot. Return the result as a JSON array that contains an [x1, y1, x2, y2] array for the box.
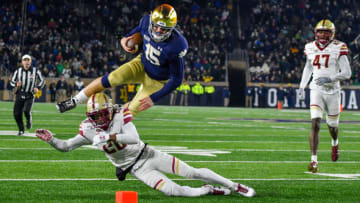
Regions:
[[57, 4, 188, 116]]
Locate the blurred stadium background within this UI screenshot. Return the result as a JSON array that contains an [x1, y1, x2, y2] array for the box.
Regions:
[[1, 0, 359, 108], [0, 0, 360, 202]]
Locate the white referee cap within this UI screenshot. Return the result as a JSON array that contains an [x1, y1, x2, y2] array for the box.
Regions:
[[22, 54, 32, 61]]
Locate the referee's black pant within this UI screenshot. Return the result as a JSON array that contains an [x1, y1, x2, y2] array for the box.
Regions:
[[13, 92, 34, 132]]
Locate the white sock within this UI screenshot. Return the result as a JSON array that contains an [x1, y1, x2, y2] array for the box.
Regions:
[[193, 168, 233, 188], [311, 155, 317, 162], [172, 186, 209, 197], [331, 139, 338, 146], [232, 183, 239, 191], [73, 90, 88, 104]]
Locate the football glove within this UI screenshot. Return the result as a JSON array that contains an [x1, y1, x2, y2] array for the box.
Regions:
[[315, 77, 332, 86], [298, 88, 305, 100], [36, 129, 53, 142], [92, 133, 110, 146]]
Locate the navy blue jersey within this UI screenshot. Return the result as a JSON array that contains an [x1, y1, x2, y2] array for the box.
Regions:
[[127, 15, 188, 102]]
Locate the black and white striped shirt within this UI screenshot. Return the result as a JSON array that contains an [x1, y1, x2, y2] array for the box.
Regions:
[[10, 66, 45, 94]]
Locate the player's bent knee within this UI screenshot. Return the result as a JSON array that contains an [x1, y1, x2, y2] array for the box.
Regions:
[[158, 182, 182, 196], [311, 118, 321, 130], [188, 168, 210, 179], [310, 108, 323, 120], [163, 185, 194, 197], [326, 117, 339, 128]]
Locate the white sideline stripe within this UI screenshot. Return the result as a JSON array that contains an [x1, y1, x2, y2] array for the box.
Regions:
[[1, 160, 360, 164], [1, 147, 360, 153], [0, 131, 37, 137], [146, 140, 360, 144], [0, 178, 358, 181], [231, 149, 360, 153], [0, 148, 92, 150]]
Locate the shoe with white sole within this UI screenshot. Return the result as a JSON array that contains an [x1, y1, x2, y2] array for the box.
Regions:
[[308, 161, 318, 173], [234, 183, 256, 197], [202, 184, 231, 195]]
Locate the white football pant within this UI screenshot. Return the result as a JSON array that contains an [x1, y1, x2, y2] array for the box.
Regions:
[[131, 147, 234, 196]]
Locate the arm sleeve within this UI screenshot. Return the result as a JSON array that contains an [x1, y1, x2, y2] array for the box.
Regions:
[[299, 59, 313, 89], [116, 122, 140, 144], [330, 55, 352, 82], [10, 70, 18, 87], [36, 69, 45, 88], [48, 134, 91, 152], [149, 57, 184, 102]]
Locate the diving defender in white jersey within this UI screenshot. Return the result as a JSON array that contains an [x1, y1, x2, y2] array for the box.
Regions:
[[36, 92, 255, 197]]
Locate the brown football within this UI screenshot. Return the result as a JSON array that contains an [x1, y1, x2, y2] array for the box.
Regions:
[[126, 32, 143, 51]]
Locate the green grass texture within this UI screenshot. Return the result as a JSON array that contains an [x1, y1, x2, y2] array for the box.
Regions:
[[0, 101, 359, 202]]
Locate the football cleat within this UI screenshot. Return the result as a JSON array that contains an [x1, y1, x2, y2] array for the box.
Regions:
[[332, 145, 339, 162], [202, 184, 231, 196], [308, 161, 318, 173], [56, 98, 76, 113], [17, 131, 24, 136], [234, 183, 256, 197]]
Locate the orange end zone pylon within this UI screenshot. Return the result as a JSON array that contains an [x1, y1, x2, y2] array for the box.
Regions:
[[116, 191, 138, 203], [340, 104, 343, 112]]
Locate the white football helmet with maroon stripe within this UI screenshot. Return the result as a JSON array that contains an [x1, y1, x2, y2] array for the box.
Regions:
[[315, 19, 335, 45], [86, 92, 113, 130]]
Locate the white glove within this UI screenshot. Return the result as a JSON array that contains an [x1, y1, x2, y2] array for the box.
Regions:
[[92, 133, 110, 146], [298, 88, 305, 100], [36, 129, 54, 142], [315, 77, 332, 86]]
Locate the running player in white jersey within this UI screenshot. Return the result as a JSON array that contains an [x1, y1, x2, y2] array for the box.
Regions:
[[298, 19, 351, 173], [36, 92, 255, 197]]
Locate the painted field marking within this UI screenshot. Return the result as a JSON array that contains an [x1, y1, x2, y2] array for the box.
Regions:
[[1, 147, 360, 153], [1, 130, 360, 139], [0, 178, 359, 181], [82, 145, 230, 157], [305, 172, 360, 179], [1, 160, 360, 164]]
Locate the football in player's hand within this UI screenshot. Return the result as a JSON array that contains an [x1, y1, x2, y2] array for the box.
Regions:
[[127, 32, 142, 52]]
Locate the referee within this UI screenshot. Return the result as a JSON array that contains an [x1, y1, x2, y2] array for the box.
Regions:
[[10, 54, 45, 136]]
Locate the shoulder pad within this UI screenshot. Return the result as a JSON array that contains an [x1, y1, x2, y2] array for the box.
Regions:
[[170, 30, 188, 58], [339, 42, 349, 56]]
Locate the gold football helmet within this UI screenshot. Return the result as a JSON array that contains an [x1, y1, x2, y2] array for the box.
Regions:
[[86, 92, 113, 129], [149, 4, 177, 42], [315, 19, 335, 45]]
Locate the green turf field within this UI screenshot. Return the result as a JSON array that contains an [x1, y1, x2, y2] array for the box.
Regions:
[[0, 101, 359, 202]]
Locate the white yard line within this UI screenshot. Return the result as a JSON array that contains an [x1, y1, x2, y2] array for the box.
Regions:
[[1, 160, 360, 163], [1, 147, 360, 153], [0, 147, 92, 150], [0, 178, 358, 181], [145, 140, 360, 144]]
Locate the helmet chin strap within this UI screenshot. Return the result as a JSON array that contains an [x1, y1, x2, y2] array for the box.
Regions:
[[317, 39, 331, 47], [318, 40, 327, 47], [151, 30, 171, 42]]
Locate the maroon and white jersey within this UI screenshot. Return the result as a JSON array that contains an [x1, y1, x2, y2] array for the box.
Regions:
[[79, 107, 145, 169], [303, 40, 350, 94]]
